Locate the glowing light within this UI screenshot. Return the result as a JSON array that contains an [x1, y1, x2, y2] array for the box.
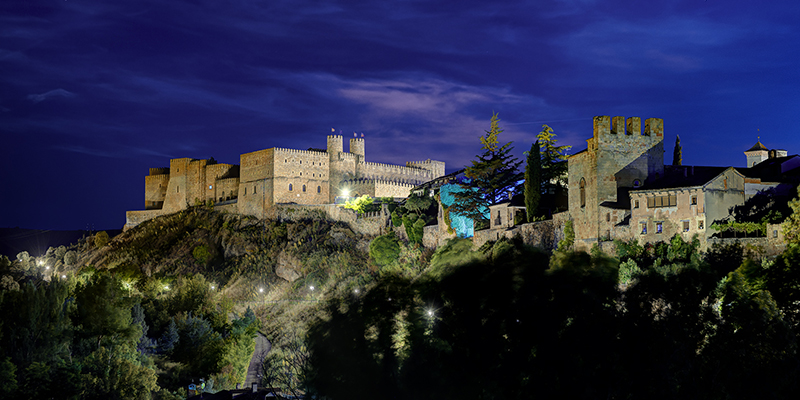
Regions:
[[354, 288, 359, 294], [61, 275, 66, 279], [309, 285, 315, 291], [259, 287, 264, 293], [164, 285, 170, 290], [38, 260, 44, 266], [211, 285, 215, 290], [45, 266, 50, 270], [341, 189, 350, 197], [427, 309, 434, 317]]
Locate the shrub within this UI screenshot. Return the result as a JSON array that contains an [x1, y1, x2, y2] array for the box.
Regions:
[[94, 231, 110, 248], [369, 232, 401, 267]]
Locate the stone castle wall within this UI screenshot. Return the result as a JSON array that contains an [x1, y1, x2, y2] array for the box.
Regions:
[[144, 174, 169, 209], [569, 115, 665, 250], [472, 211, 569, 250], [130, 134, 444, 229]]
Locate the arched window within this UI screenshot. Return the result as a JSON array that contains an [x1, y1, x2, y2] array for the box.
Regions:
[[289, 183, 293, 191], [579, 178, 586, 208], [302, 185, 306, 192]]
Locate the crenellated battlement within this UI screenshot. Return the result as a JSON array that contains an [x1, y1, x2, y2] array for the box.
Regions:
[[338, 152, 356, 161], [342, 178, 417, 187], [593, 115, 663, 143], [274, 147, 330, 158]]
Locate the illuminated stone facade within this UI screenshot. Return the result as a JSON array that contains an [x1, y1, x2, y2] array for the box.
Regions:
[[126, 135, 445, 228]]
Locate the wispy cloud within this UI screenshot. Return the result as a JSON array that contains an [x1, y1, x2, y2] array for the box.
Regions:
[[26, 88, 75, 104]]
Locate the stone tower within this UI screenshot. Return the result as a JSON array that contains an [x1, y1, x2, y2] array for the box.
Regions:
[[744, 140, 769, 167], [568, 115, 665, 248]]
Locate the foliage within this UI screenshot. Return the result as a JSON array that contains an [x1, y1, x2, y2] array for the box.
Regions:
[[783, 185, 800, 244], [369, 232, 402, 267], [524, 140, 542, 222], [95, 230, 110, 248], [261, 331, 309, 398], [404, 194, 433, 213], [537, 124, 571, 190], [618, 258, 643, 286], [401, 214, 427, 245], [673, 135, 682, 165], [193, 244, 212, 264], [557, 220, 574, 252], [711, 220, 766, 237], [450, 113, 522, 225], [343, 195, 373, 214]]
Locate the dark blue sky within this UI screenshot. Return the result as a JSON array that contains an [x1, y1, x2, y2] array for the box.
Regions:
[[2, 0, 799, 230]]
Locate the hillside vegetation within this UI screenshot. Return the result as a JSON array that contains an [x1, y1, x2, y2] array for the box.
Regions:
[[3, 194, 800, 399]]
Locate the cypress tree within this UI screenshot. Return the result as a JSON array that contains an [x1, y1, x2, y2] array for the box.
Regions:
[[525, 141, 542, 222], [673, 135, 683, 166]]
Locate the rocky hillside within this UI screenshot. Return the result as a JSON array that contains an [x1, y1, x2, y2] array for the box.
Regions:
[[72, 206, 382, 342]]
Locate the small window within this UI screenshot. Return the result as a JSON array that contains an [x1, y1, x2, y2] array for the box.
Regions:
[[209, 185, 213, 190], [177, 186, 180, 193], [289, 184, 293, 191], [691, 195, 697, 205], [683, 221, 690, 232], [254, 186, 257, 194], [285, 159, 287, 163], [606, 213, 610, 222], [244, 187, 247, 195], [724, 178, 728, 190], [656, 222, 663, 234], [317, 186, 321, 193], [634, 200, 640, 209], [773, 230, 779, 238], [302, 185, 306, 192], [579, 178, 586, 208], [633, 179, 641, 188], [640, 222, 647, 235], [699, 220, 705, 230]]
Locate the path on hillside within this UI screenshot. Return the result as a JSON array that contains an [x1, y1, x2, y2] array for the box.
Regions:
[[245, 333, 271, 388]]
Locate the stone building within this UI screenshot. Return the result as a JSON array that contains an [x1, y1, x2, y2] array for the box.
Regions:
[[566, 116, 799, 251], [568, 115, 665, 249], [126, 134, 445, 229]]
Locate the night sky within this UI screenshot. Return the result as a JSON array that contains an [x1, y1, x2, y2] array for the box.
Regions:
[[2, 0, 799, 230]]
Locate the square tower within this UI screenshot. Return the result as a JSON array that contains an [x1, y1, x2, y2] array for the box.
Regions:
[[568, 116, 664, 248]]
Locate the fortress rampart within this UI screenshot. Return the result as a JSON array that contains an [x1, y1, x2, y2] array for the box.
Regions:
[[129, 132, 445, 229]]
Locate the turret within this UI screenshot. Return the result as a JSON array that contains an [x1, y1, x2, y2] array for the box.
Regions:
[[350, 137, 365, 159], [327, 135, 343, 154], [744, 140, 768, 167]]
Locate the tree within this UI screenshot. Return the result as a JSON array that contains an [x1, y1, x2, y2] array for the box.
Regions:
[[537, 124, 571, 191], [343, 195, 373, 214], [450, 113, 522, 226], [782, 185, 800, 244], [673, 135, 683, 166], [524, 141, 542, 222], [369, 232, 401, 267]]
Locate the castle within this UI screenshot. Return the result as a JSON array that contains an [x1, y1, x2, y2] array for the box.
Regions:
[[478, 115, 799, 254], [125, 134, 445, 229]]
